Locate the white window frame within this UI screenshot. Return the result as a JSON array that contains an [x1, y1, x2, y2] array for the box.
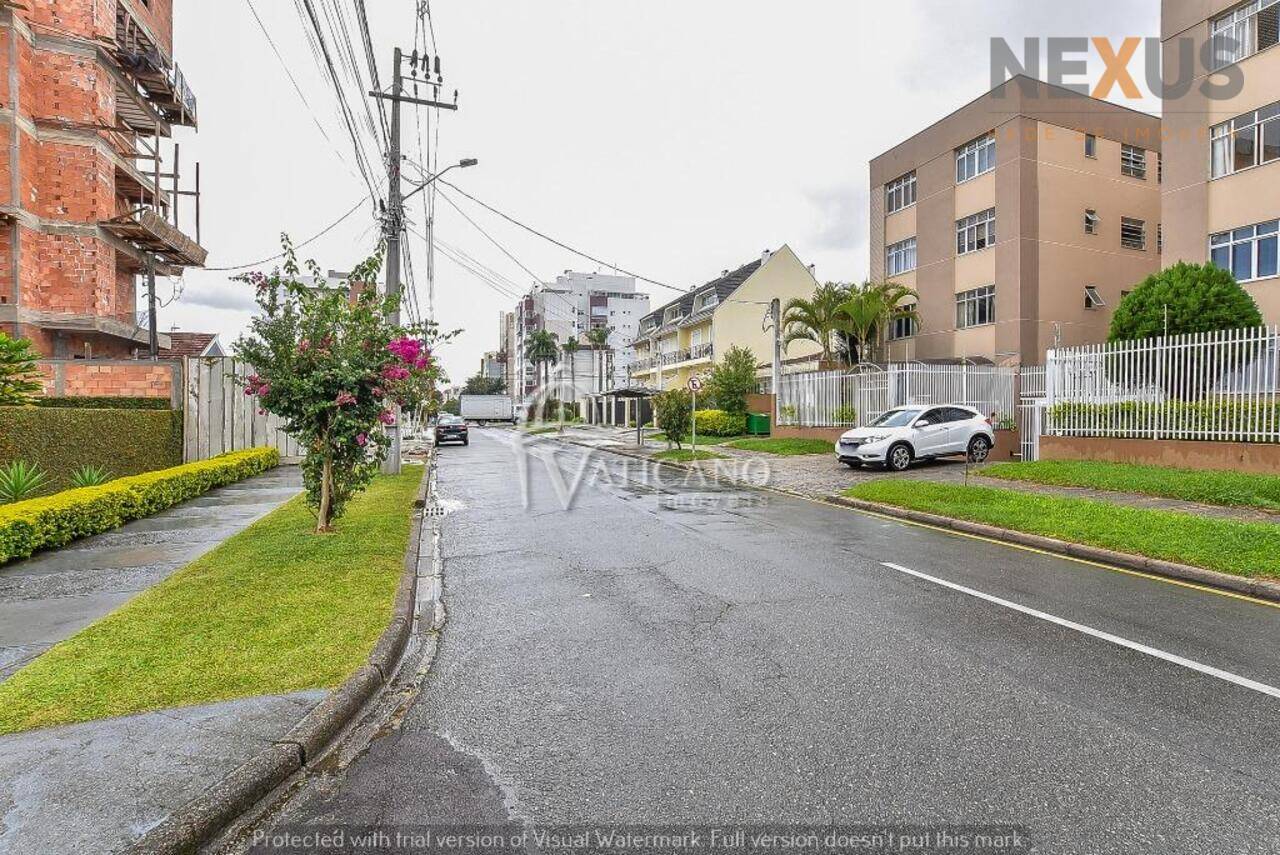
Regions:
[[885, 171, 917, 214], [885, 237, 917, 277], [1084, 286, 1106, 310], [956, 208, 996, 255], [1211, 0, 1280, 70], [1121, 144, 1147, 179], [695, 290, 719, 312], [1084, 209, 1100, 235], [955, 285, 995, 329], [1121, 217, 1147, 251], [1210, 219, 1280, 283], [956, 133, 996, 184], [1210, 101, 1280, 179]]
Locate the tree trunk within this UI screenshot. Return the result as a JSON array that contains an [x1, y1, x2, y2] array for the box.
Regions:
[[316, 453, 334, 533]]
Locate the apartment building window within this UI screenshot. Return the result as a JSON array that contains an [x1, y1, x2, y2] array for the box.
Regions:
[[695, 290, 719, 311], [1210, 219, 1279, 282], [663, 305, 683, 324], [1084, 134, 1097, 158], [1121, 217, 1147, 250], [1084, 286, 1106, 310], [956, 133, 996, 183], [889, 307, 918, 340], [1210, 101, 1280, 178], [956, 208, 996, 255], [1211, 0, 1280, 70], [1158, 223, 1164, 253], [885, 237, 917, 276], [1084, 209, 1100, 235], [1121, 144, 1147, 179], [956, 286, 995, 329], [885, 171, 917, 213]]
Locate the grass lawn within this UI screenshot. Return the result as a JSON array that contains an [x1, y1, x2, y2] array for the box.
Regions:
[[984, 460, 1280, 511], [845, 479, 1280, 580], [727, 437, 832, 456], [653, 448, 726, 462], [651, 433, 742, 446], [0, 466, 423, 734], [523, 426, 559, 435]]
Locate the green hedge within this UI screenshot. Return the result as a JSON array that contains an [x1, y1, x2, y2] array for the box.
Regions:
[[35, 397, 172, 410], [0, 406, 184, 493], [1048, 401, 1280, 441], [0, 448, 279, 566], [694, 409, 747, 437]]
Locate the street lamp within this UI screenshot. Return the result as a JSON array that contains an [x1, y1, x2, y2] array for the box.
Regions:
[[403, 158, 478, 204]]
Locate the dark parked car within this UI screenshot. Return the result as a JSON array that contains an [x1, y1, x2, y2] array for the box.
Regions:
[[435, 414, 469, 446]]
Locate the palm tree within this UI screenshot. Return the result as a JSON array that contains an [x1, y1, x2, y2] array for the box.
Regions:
[[562, 336, 581, 417], [835, 281, 920, 364], [782, 283, 849, 367], [524, 329, 560, 406], [585, 326, 612, 392]]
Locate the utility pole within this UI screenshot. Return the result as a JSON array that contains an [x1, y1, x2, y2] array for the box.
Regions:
[[769, 298, 782, 426], [146, 256, 158, 360]]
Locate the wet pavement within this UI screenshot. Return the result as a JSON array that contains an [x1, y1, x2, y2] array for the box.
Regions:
[[0, 466, 302, 682], [241, 429, 1280, 854]]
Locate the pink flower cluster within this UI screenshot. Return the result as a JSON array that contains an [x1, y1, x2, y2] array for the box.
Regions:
[[335, 390, 356, 407], [378, 409, 396, 425], [387, 337, 430, 370], [244, 374, 270, 397], [381, 365, 410, 382]]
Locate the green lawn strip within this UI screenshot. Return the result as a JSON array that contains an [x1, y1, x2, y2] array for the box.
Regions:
[[984, 460, 1280, 512], [522, 426, 559, 435], [653, 449, 726, 462], [651, 433, 742, 446], [844, 480, 1280, 580], [0, 466, 423, 734], [726, 438, 832, 456]]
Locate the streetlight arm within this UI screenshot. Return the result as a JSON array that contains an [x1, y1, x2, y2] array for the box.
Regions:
[[402, 159, 478, 205]]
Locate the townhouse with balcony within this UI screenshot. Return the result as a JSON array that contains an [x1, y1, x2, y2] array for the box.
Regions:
[[870, 76, 1163, 365], [1, 0, 206, 359], [1162, 0, 1280, 321], [630, 246, 821, 390]]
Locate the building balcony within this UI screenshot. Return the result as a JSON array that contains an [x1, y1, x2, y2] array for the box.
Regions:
[[111, 2, 198, 128], [103, 207, 208, 269]]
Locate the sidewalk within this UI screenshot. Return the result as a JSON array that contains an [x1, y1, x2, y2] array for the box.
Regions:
[[0, 466, 302, 682]]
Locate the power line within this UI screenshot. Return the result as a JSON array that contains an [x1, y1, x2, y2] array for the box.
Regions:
[[204, 195, 373, 272], [436, 178, 684, 294]]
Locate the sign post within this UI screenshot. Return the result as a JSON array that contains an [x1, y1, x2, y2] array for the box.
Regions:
[[687, 375, 704, 456]]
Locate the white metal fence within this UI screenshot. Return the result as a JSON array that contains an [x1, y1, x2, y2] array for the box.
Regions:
[[183, 357, 302, 463], [777, 363, 1019, 428], [1044, 326, 1280, 443]]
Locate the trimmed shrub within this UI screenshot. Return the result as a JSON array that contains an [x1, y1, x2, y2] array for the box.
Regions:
[[694, 409, 747, 437], [0, 406, 183, 494], [35, 397, 171, 410], [0, 448, 279, 566]]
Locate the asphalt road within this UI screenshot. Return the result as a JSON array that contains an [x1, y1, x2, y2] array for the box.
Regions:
[[246, 428, 1280, 854]]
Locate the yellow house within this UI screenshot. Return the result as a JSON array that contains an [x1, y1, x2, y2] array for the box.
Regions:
[[630, 246, 822, 390]]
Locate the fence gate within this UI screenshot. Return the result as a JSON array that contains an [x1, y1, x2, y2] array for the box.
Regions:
[[183, 357, 302, 463], [1016, 401, 1045, 461]]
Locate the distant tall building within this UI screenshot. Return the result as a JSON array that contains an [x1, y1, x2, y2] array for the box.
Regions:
[[514, 272, 649, 399]]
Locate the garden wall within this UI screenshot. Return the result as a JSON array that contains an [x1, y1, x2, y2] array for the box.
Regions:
[[1040, 436, 1280, 475], [36, 360, 183, 408], [0, 407, 184, 494]]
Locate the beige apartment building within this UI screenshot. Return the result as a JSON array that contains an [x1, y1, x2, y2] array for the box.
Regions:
[[1162, 0, 1280, 321], [870, 76, 1163, 365]]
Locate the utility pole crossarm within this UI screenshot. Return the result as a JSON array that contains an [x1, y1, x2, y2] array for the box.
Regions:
[[369, 91, 458, 111]]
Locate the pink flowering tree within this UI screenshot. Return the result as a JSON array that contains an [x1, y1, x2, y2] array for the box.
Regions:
[[234, 238, 446, 532]]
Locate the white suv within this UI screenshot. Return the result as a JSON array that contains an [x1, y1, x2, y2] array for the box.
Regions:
[[834, 405, 995, 471]]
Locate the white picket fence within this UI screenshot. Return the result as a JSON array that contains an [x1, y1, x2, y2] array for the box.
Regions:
[[777, 363, 1019, 428], [183, 357, 303, 463], [1044, 326, 1280, 443]]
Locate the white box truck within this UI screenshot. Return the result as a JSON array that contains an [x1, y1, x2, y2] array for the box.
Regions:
[[459, 394, 515, 424]]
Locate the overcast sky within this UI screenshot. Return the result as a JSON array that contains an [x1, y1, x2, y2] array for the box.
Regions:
[[162, 0, 1161, 383]]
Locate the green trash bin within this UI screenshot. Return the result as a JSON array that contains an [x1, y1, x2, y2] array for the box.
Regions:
[[746, 412, 771, 436]]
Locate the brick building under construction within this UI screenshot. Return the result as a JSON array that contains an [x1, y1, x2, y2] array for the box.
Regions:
[[0, 0, 205, 359]]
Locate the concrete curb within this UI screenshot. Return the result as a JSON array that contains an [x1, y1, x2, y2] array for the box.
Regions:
[[123, 459, 433, 855], [827, 495, 1280, 605], [557, 434, 1280, 606]]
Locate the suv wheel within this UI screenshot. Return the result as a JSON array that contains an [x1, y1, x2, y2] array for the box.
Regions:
[[968, 435, 991, 463], [886, 443, 912, 472]]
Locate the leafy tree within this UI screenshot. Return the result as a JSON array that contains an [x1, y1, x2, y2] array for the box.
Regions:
[[524, 329, 559, 391], [1109, 262, 1263, 342], [835, 281, 919, 364], [234, 238, 444, 532], [0, 332, 43, 406], [653, 388, 692, 449], [562, 336, 581, 406], [462, 373, 506, 395], [441, 397, 462, 416], [782, 283, 848, 365], [706, 345, 758, 415], [586, 326, 611, 391]]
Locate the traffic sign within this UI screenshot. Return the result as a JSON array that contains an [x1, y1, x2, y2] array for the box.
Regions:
[[687, 376, 704, 393]]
